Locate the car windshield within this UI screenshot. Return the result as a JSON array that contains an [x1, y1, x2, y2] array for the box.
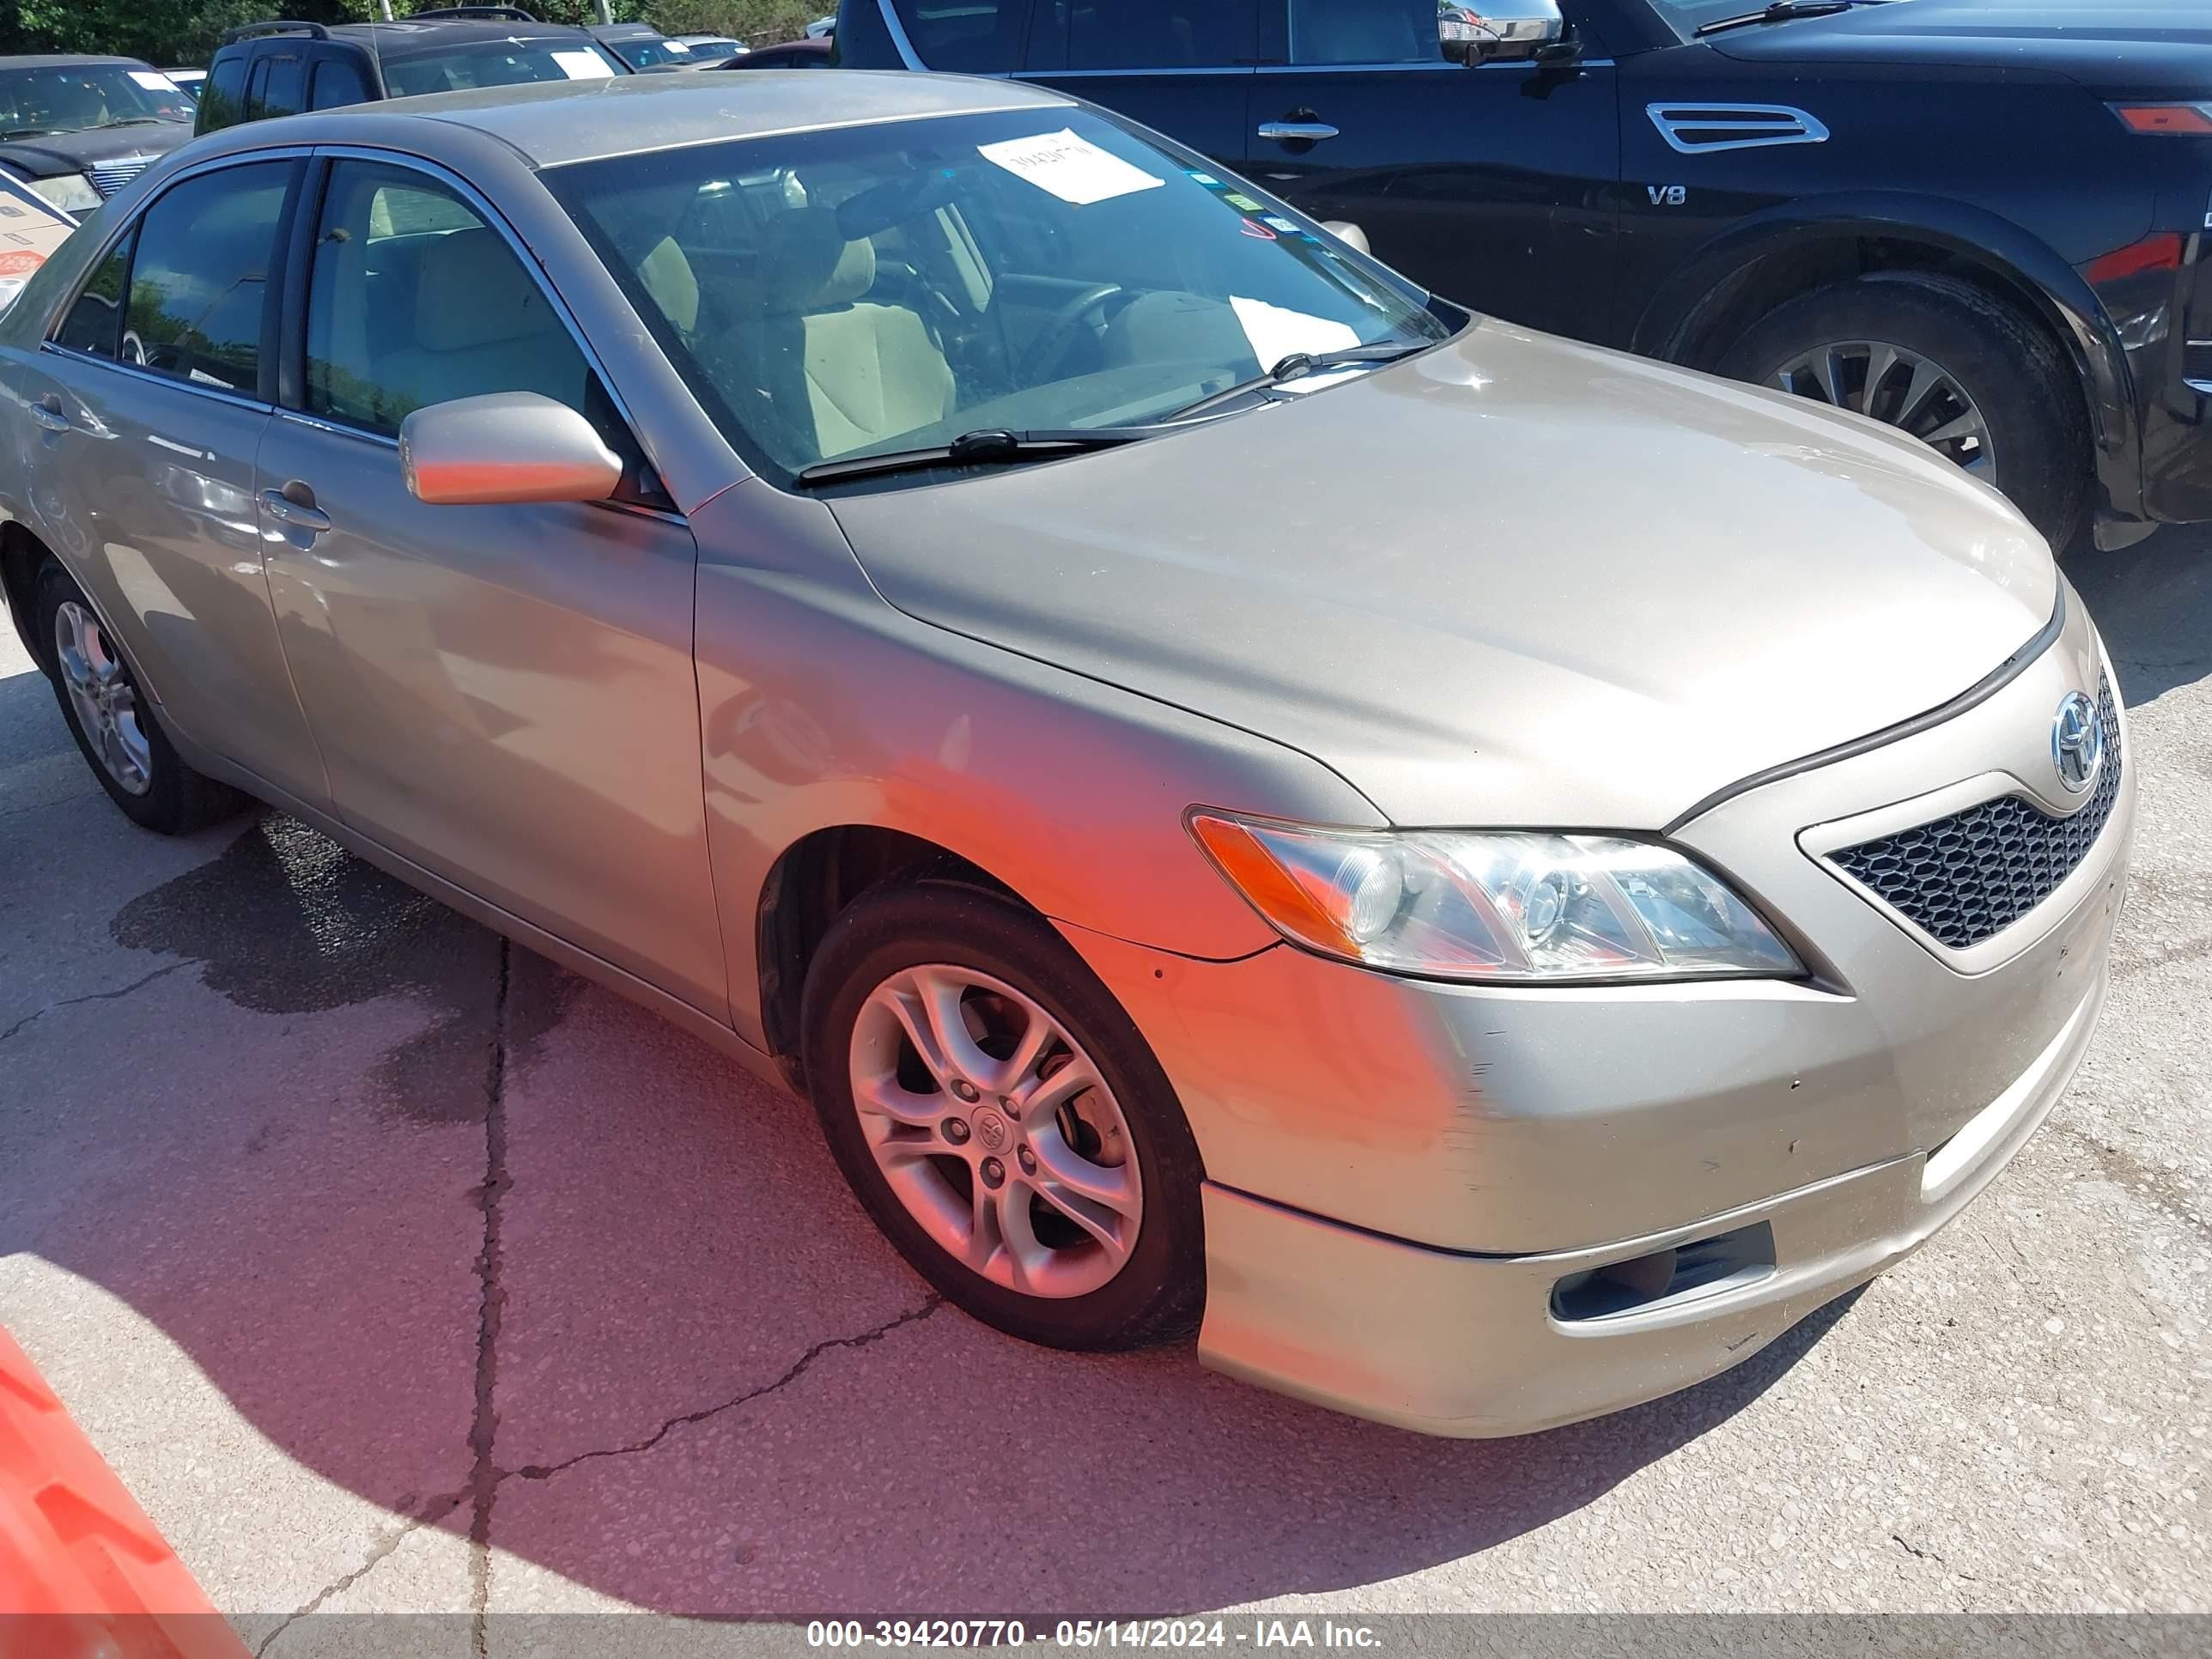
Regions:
[[0, 64, 191, 137], [548, 107, 1451, 487], [380, 39, 623, 98], [605, 34, 692, 68]]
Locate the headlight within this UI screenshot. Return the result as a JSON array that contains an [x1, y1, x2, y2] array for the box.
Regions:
[[29, 173, 100, 214], [1189, 812, 1802, 983]]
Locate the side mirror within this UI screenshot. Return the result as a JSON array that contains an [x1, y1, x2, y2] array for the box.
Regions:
[[1322, 220, 1371, 255], [1443, 0, 1565, 64], [399, 392, 623, 507]]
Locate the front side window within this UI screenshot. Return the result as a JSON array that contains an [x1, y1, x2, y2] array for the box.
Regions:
[[1036, 0, 1255, 70], [1287, 0, 1450, 64], [890, 0, 1028, 72], [379, 40, 623, 98], [0, 63, 192, 139], [118, 161, 294, 393], [53, 229, 135, 360], [550, 107, 1449, 488]]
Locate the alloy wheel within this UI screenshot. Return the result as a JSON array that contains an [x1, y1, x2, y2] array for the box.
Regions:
[[1771, 340, 1998, 478], [52, 599, 152, 796], [847, 963, 1143, 1298]]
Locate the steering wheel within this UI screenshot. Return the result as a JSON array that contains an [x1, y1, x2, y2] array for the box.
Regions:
[[1014, 284, 1130, 383]]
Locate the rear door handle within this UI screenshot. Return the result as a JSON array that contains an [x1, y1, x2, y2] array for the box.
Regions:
[[1257, 121, 1340, 143], [28, 396, 70, 433], [261, 483, 332, 535]]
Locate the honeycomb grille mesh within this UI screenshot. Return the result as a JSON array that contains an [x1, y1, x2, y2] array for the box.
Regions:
[[1831, 674, 2121, 950]]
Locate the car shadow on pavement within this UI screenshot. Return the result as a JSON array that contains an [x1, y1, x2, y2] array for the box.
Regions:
[[2063, 534, 2212, 705], [6, 792, 1858, 1617]]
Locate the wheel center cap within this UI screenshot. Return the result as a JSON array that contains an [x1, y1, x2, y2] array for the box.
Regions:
[[972, 1108, 1012, 1153]]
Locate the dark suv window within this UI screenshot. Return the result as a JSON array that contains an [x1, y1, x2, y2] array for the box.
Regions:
[[114, 161, 295, 394], [196, 52, 246, 132], [1286, 0, 1443, 63], [246, 52, 306, 119], [1035, 0, 1255, 70], [889, 0, 1028, 71], [308, 54, 374, 110]]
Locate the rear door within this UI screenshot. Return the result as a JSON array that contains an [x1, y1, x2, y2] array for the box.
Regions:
[[19, 155, 327, 805], [1242, 0, 1620, 334]]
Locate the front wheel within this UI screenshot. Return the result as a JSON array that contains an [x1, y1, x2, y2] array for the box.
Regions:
[[1716, 271, 2090, 550], [800, 879, 1205, 1350]]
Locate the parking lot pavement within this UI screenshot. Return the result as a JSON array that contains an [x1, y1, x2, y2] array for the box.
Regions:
[[1, 526, 2208, 1632]]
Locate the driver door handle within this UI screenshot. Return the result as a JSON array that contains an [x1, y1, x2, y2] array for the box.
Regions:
[[1257, 120, 1340, 143], [261, 483, 332, 535], [28, 395, 70, 433]]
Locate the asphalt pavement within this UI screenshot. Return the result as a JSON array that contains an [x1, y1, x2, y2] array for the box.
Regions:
[[1, 526, 2207, 1640]]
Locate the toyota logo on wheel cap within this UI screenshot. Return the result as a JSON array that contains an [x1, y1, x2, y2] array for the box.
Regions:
[[2051, 691, 2104, 794]]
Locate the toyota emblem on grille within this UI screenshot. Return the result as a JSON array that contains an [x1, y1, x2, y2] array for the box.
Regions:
[[2051, 691, 2103, 794]]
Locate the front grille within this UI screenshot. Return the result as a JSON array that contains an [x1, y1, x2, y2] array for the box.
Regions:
[[87, 157, 154, 198], [1831, 673, 2123, 949]]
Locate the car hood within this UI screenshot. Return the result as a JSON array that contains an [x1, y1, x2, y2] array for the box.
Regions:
[[0, 121, 191, 179], [826, 322, 2056, 830], [1708, 0, 2212, 96]]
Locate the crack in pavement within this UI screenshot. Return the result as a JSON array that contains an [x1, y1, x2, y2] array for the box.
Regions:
[[508, 1294, 947, 1486], [252, 1490, 467, 1656], [469, 939, 514, 1658], [0, 960, 189, 1047]]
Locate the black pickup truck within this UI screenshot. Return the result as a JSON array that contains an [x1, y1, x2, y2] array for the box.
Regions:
[[833, 0, 2212, 551]]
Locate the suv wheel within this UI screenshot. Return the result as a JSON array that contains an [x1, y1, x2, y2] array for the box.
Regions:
[[1717, 271, 2089, 550], [33, 561, 243, 835], [801, 879, 1205, 1350]]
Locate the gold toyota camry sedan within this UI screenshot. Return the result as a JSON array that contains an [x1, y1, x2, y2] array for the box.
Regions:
[[0, 71, 2132, 1435]]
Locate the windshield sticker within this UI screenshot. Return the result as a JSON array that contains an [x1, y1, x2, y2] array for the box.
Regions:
[[128, 70, 180, 90], [978, 129, 1165, 206], [1230, 296, 1361, 371], [552, 50, 617, 79], [1184, 170, 1220, 185], [1224, 191, 1266, 212]]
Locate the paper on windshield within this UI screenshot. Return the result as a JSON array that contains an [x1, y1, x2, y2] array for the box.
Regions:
[[663, 38, 691, 52], [977, 129, 1164, 206], [129, 70, 180, 90], [1228, 296, 1360, 373], [552, 51, 617, 79]]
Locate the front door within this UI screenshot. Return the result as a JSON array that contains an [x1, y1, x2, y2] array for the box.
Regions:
[[1243, 0, 1620, 336], [257, 155, 726, 1014], [1017, 0, 1261, 173]]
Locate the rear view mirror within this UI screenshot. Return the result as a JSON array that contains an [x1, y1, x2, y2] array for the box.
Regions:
[[399, 392, 623, 507], [1322, 220, 1372, 255], [1443, 0, 1565, 64]]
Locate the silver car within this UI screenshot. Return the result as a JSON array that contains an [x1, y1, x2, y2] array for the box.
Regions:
[[0, 72, 2133, 1435]]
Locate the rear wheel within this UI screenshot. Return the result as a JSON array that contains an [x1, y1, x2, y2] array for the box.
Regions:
[[801, 879, 1205, 1350], [33, 561, 242, 835], [1717, 272, 2090, 550]]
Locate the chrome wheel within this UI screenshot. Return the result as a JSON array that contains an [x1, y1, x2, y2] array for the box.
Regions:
[[848, 963, 1142, 1298], [52, 599, 151, 796], [1771, 341, 1997, 477]]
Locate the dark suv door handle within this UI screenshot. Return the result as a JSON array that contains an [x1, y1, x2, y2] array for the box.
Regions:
[[1258, 120, 1340, 144], [28, 395, 70, 433], [261, 482, 332, 535]]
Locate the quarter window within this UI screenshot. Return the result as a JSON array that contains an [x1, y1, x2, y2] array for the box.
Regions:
[[53, 229, 135, 360], [298, 159, 648, 495], [118, 161, 295, 393], [197, 54, 246, 132]]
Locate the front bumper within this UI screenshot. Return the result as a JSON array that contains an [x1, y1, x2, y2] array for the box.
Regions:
[[1057, 589, 2133, 1435]]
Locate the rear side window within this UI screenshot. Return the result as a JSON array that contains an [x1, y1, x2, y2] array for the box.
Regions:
[[118, 161, 295, 394], [53, 230, 135, 360], [247, 52, 306, 119], [196, 53, 246, 132], [308, 54, 374, 111], [890, 0, 1029, 71]]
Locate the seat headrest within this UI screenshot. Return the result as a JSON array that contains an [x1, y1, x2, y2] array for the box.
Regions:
[[758, 208, 877, 314], [415, 228, 560, 352]]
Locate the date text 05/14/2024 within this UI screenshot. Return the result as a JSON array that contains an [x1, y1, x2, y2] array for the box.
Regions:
[[805, 1621, 1384, 1650]]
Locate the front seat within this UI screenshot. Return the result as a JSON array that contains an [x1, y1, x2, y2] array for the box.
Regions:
[[721, 208, 955, 464]]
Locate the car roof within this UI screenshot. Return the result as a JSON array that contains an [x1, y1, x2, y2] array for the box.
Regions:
[[258, 66, 1070, 168], [224, 21, 601, 59], [0, 55, 155, 69]]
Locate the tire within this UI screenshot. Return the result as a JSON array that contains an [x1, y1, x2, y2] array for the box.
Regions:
[[801, 878, 1206, 1350], [1716, 271, 2090, 550], [33, 560, 243, 836]]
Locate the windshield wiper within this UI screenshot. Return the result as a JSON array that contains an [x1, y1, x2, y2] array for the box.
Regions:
[[96, 117, 173, 129], [1, 126, 61, 140], [1695, 0, 1869, 37], [794, 425, 1180, 487], [1163, 341, 1430, 422]]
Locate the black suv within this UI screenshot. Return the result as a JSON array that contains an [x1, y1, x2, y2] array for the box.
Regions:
[[196, 7, 627, 136], [834, 0, 2212, 550]]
